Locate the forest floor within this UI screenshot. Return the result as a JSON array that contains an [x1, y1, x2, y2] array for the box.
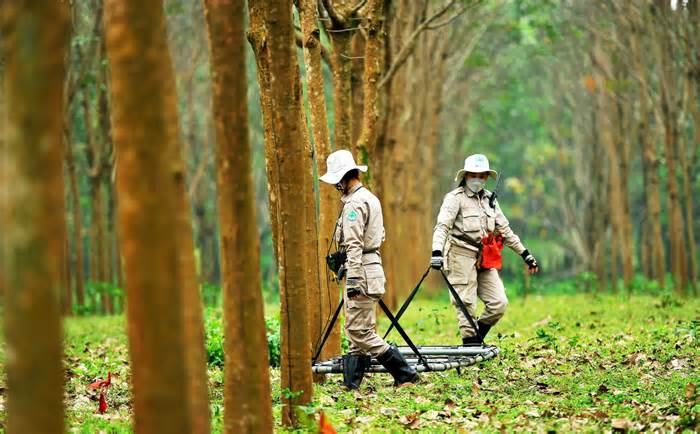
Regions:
[[0, 292, 698, 433]]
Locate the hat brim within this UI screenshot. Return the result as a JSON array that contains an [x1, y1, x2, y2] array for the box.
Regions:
[[320, 165, 368, 184], [454, 169, 498, 182]]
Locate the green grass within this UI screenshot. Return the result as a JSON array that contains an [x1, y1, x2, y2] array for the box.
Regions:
[[0, 293, 698, 432]]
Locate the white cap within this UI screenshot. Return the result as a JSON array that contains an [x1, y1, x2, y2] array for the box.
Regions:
[[319, 150, 368, 184], [454, 153, 498, 182]]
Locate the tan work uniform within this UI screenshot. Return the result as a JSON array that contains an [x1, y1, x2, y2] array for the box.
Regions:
[[337, 183, 391, 357], [432, 186, 526, 338]]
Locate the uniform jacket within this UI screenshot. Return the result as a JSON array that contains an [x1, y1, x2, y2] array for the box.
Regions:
[[336, 183, 384, 281], [432, 186, 525, 257]]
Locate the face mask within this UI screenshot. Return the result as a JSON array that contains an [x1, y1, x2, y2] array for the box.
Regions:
[[466, 177, 485, 194]]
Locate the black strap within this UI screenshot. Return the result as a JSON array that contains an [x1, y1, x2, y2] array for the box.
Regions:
[[377, 299, 430, 371], [311, 298, 344, 365], [383, 265, 431, 339], [440, 269, 483, 343]]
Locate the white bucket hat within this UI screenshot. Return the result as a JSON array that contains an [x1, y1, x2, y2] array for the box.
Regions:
[[454, 153, 498, 182], [319, 149, 367, 184]]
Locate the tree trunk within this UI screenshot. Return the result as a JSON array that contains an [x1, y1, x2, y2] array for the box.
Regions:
[[655, 6, 688, 294], [590, 108, 607, 291], [174, 168, 211, 434], [250, 0, 314, 425], [685, 92, 699, 291], [203, 1, 274, 431], [104, 0, 207, 431], [65, 136, 86, 307], [331, 30, 354, 152], [97, 63, 115, 314], [1, 1, 69, 431], [355, 0, 384, 163], [630, 12, 666, 286], [299, 0, 342, 361], [610, 92, 634, 290], [350, 32, 365, 149], [248, 4, 282, 267]]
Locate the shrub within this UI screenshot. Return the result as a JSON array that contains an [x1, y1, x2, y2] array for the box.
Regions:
[[204, 310, 282, 368]]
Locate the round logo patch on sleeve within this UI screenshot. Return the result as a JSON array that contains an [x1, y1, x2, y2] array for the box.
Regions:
[[347, 210, 358, 222]]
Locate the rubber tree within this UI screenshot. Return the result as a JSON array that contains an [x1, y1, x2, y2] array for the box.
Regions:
[[1, 1, 70, 432], [248, 0, 314, 426], [104, 0, 210, 432], [203, 0, 274, 432]]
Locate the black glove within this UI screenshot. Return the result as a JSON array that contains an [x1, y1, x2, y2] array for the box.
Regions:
[[430, 250, 443, 270], [521, 249, 538, 271], [346, 277, 361, 298]]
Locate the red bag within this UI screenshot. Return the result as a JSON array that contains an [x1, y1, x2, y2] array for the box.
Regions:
[[480, 234, 504, 270]]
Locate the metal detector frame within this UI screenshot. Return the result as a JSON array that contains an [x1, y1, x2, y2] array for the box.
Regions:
[[311, 266, 494, 373]]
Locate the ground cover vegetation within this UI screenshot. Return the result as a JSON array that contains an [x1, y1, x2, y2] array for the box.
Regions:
[[0, 290, 697, 432]]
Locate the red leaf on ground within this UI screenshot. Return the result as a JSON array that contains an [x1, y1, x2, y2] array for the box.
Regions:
[[88, 372, 112, 390], [98, 391, 108, 414], [319, 412, 336, 434]]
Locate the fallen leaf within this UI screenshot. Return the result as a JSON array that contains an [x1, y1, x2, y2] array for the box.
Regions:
[[415, 396, 429, 404], [589, 410, 608, 420], [355, 415, 375, 424], [398, 412, 421, 429], [524, 409, 540, 418], [319, 394, 335, 406], [668, 359, 686, 370], [444, 398, 456, 408], [685, 383, 696, 399], [97, 392, 107, 414], [379, 407, 397, 416], [319, 412, 337, 434], [422, 410, 440, 420], [611, 418, 632, 431]]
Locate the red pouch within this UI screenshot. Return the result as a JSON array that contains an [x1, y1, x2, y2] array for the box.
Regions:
[[481, 234, 504, 270]]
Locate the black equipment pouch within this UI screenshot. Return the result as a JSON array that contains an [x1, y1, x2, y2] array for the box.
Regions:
[[326, 250, 347, 274]]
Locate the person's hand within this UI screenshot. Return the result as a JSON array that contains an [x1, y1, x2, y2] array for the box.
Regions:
[[346, 278, 361, 299], [430, 251, 443, 270], [521, 250, 539, 273]]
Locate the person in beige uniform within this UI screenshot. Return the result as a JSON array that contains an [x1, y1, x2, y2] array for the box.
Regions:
[[430, 154, 539, 345], [320, 149, 418, 389]]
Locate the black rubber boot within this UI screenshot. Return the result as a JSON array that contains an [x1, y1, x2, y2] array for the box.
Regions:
[[477, 321, 492, 340], [461, 334, 482, 346], [342, 354, 371, 390], [376, 345, 419, 386], [461, 321, 493, 346]]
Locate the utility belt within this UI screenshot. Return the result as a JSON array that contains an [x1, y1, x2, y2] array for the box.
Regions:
[[451, 233, 482, 251]]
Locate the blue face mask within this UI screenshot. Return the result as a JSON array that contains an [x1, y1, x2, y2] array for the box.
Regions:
[[466, 177, 485, 194]]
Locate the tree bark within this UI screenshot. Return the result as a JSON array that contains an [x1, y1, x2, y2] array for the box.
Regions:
[[654, 3, 688, 293], [203, 1, 274, 431], [104, 0, 209, 431], [1, 1, 69, 431], [350, 32, 365, 149], [629, 8, 666, 286], [248, 3, 283, 267], [65, 136, 86, 307], [324, 0, 358, 153], [299, 0, 342, 362], [355, 0, 384, 162], [250, 0, 314, 425]]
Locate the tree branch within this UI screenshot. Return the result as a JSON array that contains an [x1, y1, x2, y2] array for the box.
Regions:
[[378, 0, 458, 89], [295, 31, 332, 66]]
